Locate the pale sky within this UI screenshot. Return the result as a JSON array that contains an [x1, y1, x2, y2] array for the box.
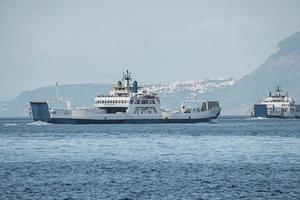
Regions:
[[1, 0, 300, 101]]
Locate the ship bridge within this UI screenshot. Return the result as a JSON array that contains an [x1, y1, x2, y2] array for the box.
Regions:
[[94, 70, 143, 113]]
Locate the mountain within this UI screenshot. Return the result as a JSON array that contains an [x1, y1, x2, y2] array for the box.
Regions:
[[208, 31, 300, 114], [0, 79, 235, 117], [1, 31, 300, 117]]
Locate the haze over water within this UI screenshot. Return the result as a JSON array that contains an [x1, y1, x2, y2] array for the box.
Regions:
[[1, 117, 299, 199]]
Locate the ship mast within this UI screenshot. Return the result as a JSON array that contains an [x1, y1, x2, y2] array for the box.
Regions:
[[275, 85, 282, 97], [56, 82, 59, 101], [122, 70, 132, 88], [192, 81, 197, 101]]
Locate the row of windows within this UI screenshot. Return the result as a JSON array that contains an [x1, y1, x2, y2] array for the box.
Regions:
[[134, 100, 156, 104], [96, 100, 129, 104], [265, 100, 286, 103], [96, 99, 158, 105]]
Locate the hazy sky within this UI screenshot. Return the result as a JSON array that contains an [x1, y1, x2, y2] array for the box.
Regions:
[[1, 0, 300, 101]]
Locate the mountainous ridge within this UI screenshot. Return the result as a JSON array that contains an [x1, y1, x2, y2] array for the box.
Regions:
[[212, 31, 300, 114], [1, 31, 300, 117]]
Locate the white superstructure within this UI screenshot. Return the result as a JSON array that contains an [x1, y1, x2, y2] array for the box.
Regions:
[[253, 86, 300, 118]]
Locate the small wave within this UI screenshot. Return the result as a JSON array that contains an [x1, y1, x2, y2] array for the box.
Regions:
[[3, 123, 19, 127], [26, 121, 51, 126]]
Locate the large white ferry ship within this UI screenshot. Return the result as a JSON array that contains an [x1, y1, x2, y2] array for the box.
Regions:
[[252, 86, 300, 118], [30, 71, 221, 124]]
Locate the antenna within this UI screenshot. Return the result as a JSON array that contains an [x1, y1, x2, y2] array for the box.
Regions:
[[122, 69, 132, 87], [193, 81, 196, 101], [276, 85, 280, 92]]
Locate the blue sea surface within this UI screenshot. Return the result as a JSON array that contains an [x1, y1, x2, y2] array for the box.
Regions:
[[0, 117, 300, 199]]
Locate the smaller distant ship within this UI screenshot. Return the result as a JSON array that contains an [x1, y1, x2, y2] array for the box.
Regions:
[[252, 86, 300, 118]]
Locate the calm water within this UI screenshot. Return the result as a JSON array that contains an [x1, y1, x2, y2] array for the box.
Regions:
[[0, 117, 300, 200]]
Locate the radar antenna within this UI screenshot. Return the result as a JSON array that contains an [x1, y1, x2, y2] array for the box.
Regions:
[[275, 85, 282, 97], [276, 85, 281, 93], [122, 70, 132, 87]]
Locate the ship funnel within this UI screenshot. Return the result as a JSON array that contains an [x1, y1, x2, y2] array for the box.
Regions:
[[133, 81, 138, 93]]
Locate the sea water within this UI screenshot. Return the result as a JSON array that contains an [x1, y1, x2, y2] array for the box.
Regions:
[[0, 117, 299, 199]]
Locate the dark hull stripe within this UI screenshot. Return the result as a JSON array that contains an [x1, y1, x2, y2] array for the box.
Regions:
[[266, 116, 299, 119], [49, 117, 218, 124]]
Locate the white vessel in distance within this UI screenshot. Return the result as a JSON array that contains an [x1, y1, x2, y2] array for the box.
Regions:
[[253, 86, 300, 118], [30, 70, 221, 124]]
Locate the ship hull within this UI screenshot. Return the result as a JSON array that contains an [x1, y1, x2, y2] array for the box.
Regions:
[[253, 104, 300, 118], [266, 115, 299, 119], [30, 102, 220, 124], [254, 114, 299, 119], [49, 116, 218, 124]]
